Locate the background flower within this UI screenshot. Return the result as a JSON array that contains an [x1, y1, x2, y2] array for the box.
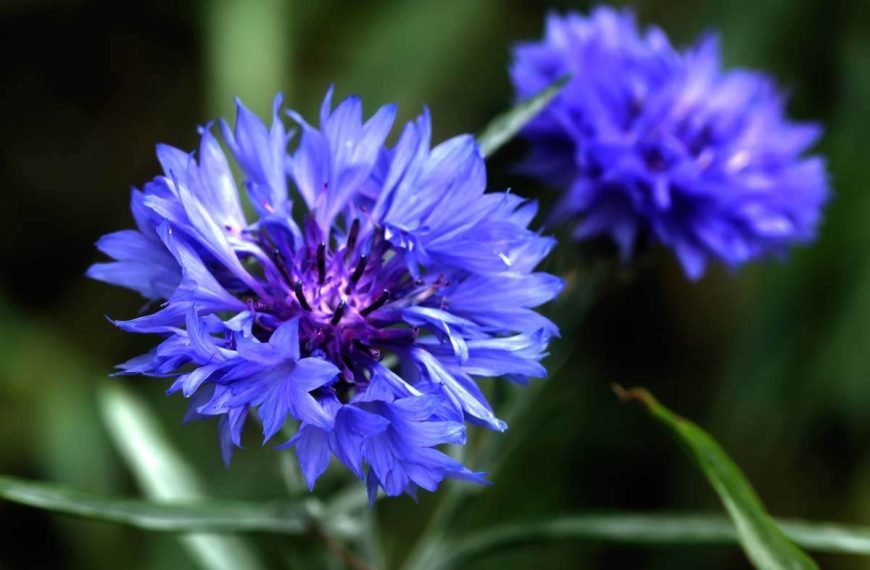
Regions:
[[511, 7, 830, 279], [87, 89, 562, 500]]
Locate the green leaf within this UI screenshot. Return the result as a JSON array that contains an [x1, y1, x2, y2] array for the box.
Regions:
[[97, 383, 267, 570], [614, 385, 819, 570], [424, 512, 870, 570], [476, 75, 569, 158], [0, 475, 308, 533]]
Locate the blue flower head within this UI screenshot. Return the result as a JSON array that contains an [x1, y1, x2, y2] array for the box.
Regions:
[[88, 88, 562, 501], [511, 7, 830, 279]]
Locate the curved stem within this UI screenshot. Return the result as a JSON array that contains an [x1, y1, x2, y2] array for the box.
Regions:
[[311, 518, 375, 570]]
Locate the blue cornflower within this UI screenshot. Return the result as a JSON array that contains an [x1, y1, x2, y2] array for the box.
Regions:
[[88, 89, 562, 500], [511, 7, 829, 279]]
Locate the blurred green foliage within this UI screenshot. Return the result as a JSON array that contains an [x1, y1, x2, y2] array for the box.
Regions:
[[1, 0, 869, 568]]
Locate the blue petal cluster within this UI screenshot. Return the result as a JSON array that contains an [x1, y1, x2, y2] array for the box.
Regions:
[[511, 7, 829, 279], [88, 89, 562, 500]]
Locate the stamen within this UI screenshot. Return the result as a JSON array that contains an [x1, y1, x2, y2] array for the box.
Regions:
[[246, 297, 265, 330], [293, 280, 312, 311], [246, 298, 269, 312], [353, 339, 383, 361], [345, 254, 367, 293], [317, 243, 326, 284], [352, 340, 382, 360], [273, 248, 293, 283], [344, 218, 360, 262], [376, 326, 419, 344], [331, 298, 347, 325], [304, 328, 324, 352], [360, 289, 391, 316]]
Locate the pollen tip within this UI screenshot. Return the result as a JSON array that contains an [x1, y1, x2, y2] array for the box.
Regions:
[[331, 298, 348, 325], [317, 242, 327, 284], [360, 289, 391, 317], [293, 280, 312, 311]]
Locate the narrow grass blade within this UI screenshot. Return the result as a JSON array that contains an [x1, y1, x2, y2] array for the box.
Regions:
[[0, 475, 308, 533], [476, 75, 569, 158], [98, 383, 266, 570]]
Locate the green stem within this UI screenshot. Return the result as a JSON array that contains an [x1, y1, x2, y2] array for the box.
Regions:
[[273, 418, 379, 568], [310, 517, 376, 570], [472, 256, 610, 480], [400, 486, 464, 570]]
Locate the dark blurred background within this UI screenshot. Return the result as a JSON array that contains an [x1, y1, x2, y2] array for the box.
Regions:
[[1, 0, 868, 568]]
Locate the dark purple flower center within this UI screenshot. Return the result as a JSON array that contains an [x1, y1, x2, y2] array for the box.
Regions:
[[248, 216, 429, 391]]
